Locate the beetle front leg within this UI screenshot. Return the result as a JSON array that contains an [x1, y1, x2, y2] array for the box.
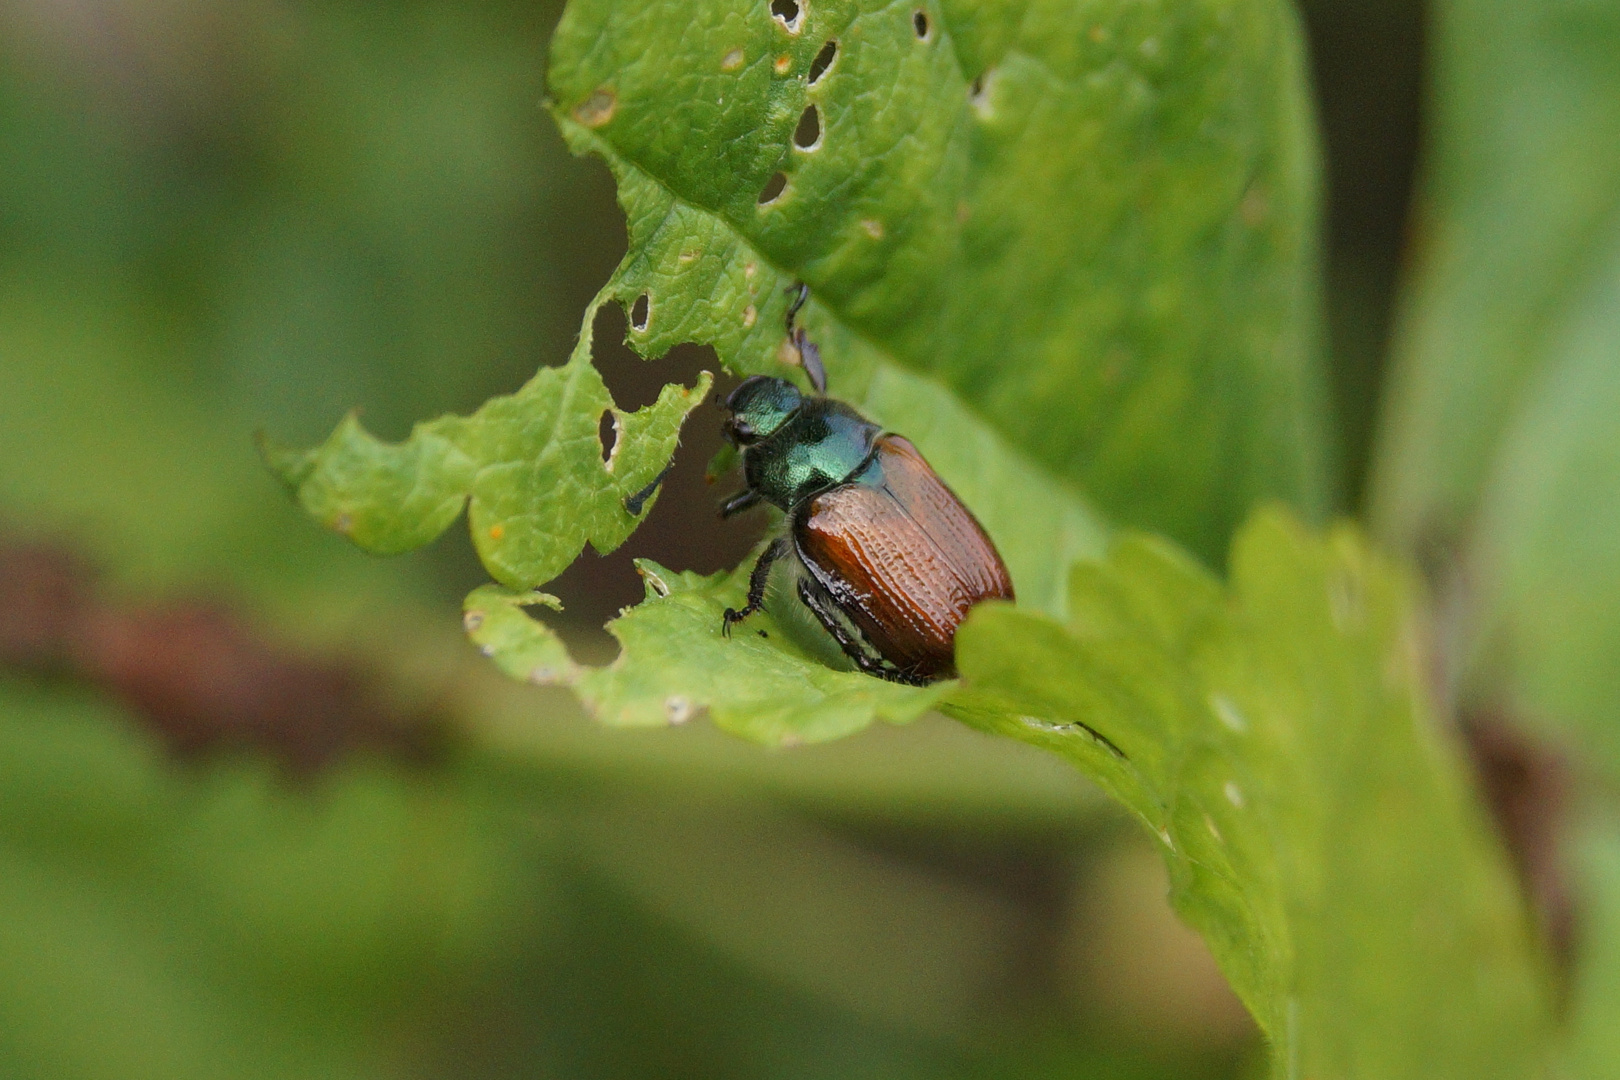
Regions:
[[722, 537, 787, 637], [719, 488, 762, 519]]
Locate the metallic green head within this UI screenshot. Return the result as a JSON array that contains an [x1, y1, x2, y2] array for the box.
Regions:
[[721, 376, 804, 446], [721, 376, 881, 510]]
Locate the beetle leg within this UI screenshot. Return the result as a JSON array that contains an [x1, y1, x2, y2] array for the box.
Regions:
[[795, 579, 932, 686], [719, 488, 762, 519], [795, 579, 882, 674], [623, 461, 675, 516], [785, 281, 810, 332], [722, 537, 787, 637], [794, 328, 828, 395]]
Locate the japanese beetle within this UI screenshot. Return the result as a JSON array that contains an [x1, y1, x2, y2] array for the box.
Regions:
[[716, 286, 1014, 685]]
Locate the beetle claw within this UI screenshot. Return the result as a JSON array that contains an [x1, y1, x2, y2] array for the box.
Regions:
[[785, 281, 810, 332], [794, 328, 828, 395]]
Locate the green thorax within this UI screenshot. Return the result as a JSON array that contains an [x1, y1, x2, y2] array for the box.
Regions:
[[743, 397, 881, 511]]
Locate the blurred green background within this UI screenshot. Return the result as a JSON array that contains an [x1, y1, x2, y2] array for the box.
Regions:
[[0, 0, 1421, 1076]]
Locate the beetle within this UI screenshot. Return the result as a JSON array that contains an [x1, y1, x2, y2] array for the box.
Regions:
[[715, 285, 1014, 685]]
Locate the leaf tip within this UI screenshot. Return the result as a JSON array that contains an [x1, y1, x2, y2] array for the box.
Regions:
[[634, 560, 673, 598], [254, 429, 316, 490]]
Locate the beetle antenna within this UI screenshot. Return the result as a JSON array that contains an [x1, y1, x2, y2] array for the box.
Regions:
[[784, 281, 809, 332], [794, 328, 828, 395]]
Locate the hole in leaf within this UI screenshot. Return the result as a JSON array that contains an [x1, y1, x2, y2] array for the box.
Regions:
[[551, 342, 761, 657], [758, 171, 788, 204], [630, 293, 650, 331], [793, 105, 821, 149], [770, 0, 801, 32], [808, 39, 837, 83], [969, 69, 995, 114], [598, 411, 616, 463], [913, 9, 929, 38]]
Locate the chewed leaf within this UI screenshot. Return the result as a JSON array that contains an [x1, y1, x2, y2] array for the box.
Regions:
[[463, 561, 946, 746], [560, 140, 1106, 617], [550, 0, 1329, 566], [462, 585, 579, 686], [949, 508, 1551, 1076], [554, 79, 1111, 617], [262, 318, 711, 590]]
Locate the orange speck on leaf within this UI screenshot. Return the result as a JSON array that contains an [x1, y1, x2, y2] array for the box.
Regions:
[[573, 88, 616, 128]]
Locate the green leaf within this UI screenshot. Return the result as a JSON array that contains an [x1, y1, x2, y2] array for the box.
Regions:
[[261, 302, 711, 590], [269, 0, 1327, 744], [1469, 250, 1620, 769], [1370, 0, 1620, 549], [1368, 6, 1620, 1066], [549, 0, 1330, 567], [464, 568, 947, 747], [1369, 0, 1620, 775], [948, 507, 1551, 1077], [1561, 814, 1620, 1079]]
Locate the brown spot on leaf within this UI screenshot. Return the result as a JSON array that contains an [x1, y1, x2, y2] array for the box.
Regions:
[[573, 88, 617, 128]]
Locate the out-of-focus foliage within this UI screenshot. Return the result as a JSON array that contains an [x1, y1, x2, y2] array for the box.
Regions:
[[0, 0, 572, 608], [1562, 816, 1620, 1077], [1371, 0, 1620, 1070], [1372, 0, 1620, 545], [953, 511, 1549, 1076], [1372, 0, 1620, 771]]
